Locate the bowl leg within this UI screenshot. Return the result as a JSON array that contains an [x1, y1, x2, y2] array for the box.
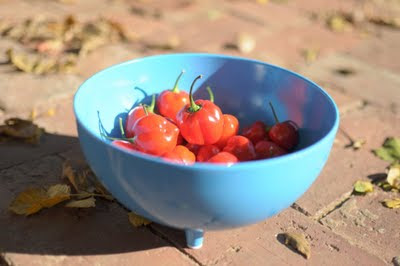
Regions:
[[185, 229, 204, 249]]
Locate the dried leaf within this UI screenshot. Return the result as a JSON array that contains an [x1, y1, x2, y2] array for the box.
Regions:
[[382, 198, 400, 209], [256, 0, 268, 4], [9, 184, 70, 215], [128, 212, 151, 227], [0, 118, 43, 144], [346, 139, 366, 150], [387, 164, 400, 190], [65, 197, 96, 208], [282, 232, 311, 259], [354, 180, 374, 194], [61, 160, 80, 192], [373, 137, 400, 163], [369, 17, 400, 29], [236, 33, 256, 54], [9, 188, 48, 215], [47, 108, 56, 117], [302, 48, 319, 63], [327, 14, 352, 32], [42, 184, 71, 207], [146, 36, 181, 50], [207, 9, 222, 21]]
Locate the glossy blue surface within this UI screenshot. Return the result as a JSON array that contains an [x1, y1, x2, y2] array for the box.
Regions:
[[74, 53, 339, 247]]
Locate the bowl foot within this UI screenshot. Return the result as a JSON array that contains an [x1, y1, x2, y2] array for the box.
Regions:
[[185, 229, 204, 249]]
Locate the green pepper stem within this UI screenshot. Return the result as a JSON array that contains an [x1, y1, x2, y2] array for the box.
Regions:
[[171, 70, 185, 93], [142, 104, 149, 116], [148, 94, 156, 113], [188, 75, 203, 113], [269, 102, 280, 124], [119, 117, 125, 138], [100, 133, 136, 143], [206, 86, 214, 103]]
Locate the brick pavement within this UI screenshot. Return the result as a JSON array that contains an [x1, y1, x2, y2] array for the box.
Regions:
[[1, 0, 399, 265]]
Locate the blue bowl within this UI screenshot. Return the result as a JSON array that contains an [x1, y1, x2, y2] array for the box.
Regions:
[[74, 53, 339, 249]]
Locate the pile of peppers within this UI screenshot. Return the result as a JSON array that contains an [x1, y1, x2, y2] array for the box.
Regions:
[[109, 71, 299, 166]]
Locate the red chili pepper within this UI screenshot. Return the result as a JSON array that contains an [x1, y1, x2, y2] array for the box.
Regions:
[[131, 112, 179, 156], [207, 152, 238, 166], [125, 94, 155, 138], [268, 102, 299, 150], [241, 120, 269, 145], [186, 143, 201, 156], [255, 140, 287, 159], [156, 70, 189, 123], [162, 145, 195, 165], [176, 75, 224, 145], [112, 140, 141, 152], [215, 114, 239, 149], [196, 145, 220, 162], [223, 135, 256, 161]]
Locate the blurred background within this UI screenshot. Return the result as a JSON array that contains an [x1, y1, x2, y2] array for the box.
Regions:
[[0, 0, 399, 118]]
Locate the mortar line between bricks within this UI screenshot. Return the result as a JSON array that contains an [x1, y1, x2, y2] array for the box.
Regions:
[[290, 203, 311, 217], [147, 226, 204, 266], [312, 191, 353, 221]]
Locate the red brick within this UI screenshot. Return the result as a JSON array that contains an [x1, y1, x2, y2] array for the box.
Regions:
[[151, 208, 384, 265], [321, 191, 400, 263], [75, 44, 141, 79], [296, 106, 400, 217], [0, 156, 194, 266], [298, 54, 400, 111], [348, 28, 400, 74]]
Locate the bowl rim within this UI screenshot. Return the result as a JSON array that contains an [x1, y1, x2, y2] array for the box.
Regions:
[[74, 52, 340, 170]]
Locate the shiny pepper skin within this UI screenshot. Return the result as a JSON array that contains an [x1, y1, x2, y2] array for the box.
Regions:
[[268, 121, 299, 150], [186, 143, 201, 155], [112, 140, 141, 152], [215, 114, 239, 149], [176, 75, 224, 145], [241, 120, 268, 145], [207, 152, 238, 166], [196, 145, 220, 162], [268, 102, 299, 150], [125, 95, 156, 138], [255, 140, 287, 159], [223, 135, 256, 161], [132, 113, 179, 156], [156, 70, 189, 123], [162, 145, 195, 165]]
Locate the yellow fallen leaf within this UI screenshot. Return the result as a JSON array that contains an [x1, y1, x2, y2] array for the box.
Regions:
[[9, 188, 48, 215], [128, 212, 151, 227], [327, 14, 351, 33], [302, 48, 319, 63], [30, 108, 38, 121], [9, 184, 70, 215], [382, 198, 400, 209], [47, 108, 56, 117], [236, 33, 256, 54], [42, 184, 71, 207], [354, 180, 374, 194], [387, 164, 400, 190], [65, 197, 96, 208], [256, 0, 268, 4], [351, 139, 366, 150], [283, 232, 311, 259]]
